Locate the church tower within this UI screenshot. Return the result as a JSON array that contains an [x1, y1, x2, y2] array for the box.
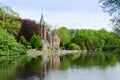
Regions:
[[40, 13, 46, 40]]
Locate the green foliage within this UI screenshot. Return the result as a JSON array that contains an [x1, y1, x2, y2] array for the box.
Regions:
[[68, 29, 78, 37], [93, 37, 105, 52], [81, 44, 86, 50], [19, 36, 27, 45], [0, 27, 26, 56], [30, 34, 42, 49], [19, 35, 32, 49], [69, 43, 80, 50], [0, 4, 21, 37], [69, 28, 120, 52], [57, 27, 70, 47], [71, 29, 93, 51]]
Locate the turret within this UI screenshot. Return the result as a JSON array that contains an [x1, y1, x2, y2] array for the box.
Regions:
[[40, 13, 46, 40]]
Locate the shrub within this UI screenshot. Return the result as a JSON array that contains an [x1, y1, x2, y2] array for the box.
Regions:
[[19, 35, 31, 49], [0, 27, 26, 56], [19, 36, 27, 45], [69, 43, 80, 50], [30, 34, 42, 49]]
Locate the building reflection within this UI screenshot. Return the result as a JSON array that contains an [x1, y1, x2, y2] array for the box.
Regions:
[[40, 55, 60, 79], [13, 55, 60, 80]]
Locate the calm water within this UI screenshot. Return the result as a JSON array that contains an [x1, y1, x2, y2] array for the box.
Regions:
[[0, 53, 120, 80]]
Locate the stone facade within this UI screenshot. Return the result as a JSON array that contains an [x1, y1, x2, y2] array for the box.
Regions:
[[53, 31, 60, 50], [39, 14, 60, 50]]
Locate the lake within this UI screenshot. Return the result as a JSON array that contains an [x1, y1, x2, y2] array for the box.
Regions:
[[0, 53, 120, 80]]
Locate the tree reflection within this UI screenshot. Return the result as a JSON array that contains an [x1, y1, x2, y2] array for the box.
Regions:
[[0, 55, 61, 80], [59, 53, 119, 69], [0, 53, 120, 80]]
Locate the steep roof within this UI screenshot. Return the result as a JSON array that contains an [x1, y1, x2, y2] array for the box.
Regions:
[[42, 39, 49, 45], [40, 13, 45, 25]]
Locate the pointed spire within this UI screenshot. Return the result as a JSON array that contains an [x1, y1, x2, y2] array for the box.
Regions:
[[40, 13, 44, 25], [40, 9, 45, 25]]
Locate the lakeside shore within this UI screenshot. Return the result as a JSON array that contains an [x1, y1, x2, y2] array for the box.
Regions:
[[27, 49, 87, 57]]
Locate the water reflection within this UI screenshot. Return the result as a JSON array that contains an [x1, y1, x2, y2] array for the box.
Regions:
[[41, 55, 60, 79], [0, 55, 61, 80], [0, 53, 120, 80], [60, 53, 119, 69]]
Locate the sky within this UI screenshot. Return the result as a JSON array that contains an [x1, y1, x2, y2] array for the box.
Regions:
[[0, 0, 112, 31]]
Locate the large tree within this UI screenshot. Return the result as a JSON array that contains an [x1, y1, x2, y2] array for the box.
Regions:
[[100, 0, 120, 14], [18, 19, 40, 41], [0, 3, 21, 37], [71, 29, 94, 52], [112, 15, 120, 36], [57, 27, 70, 48], [100, 0, 120, 36]]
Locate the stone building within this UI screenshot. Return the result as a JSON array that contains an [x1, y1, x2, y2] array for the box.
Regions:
[[52, 30, 60, 50], [39, 14, 60, 50]]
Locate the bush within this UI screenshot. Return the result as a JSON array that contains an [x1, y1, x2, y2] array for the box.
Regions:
[[30, 34, 42, 49], [81, 44, 86, 50], [0, 27, 26, 56], [69, 43, 80, 50], [19, 36, 27, 45], [19, 35, 31, 49]]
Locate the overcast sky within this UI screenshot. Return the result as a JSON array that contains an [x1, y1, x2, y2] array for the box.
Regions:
[[1, 0, 112, 31]]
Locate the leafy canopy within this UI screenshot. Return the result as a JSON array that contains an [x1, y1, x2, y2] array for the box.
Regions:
[[0, 27, 26, 55], [57, 27, 70, 47], [0, 3, 21, 37], [30, 34, 42, 49]]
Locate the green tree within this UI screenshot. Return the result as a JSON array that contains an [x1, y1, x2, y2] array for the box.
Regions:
[[68, 29, 78, 38], [0, 3, 21, 37], [95, 29, 120, 48], [57, 27, 70, 48], [71, 29, 93, 52], [30, 34, 42, 49]]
